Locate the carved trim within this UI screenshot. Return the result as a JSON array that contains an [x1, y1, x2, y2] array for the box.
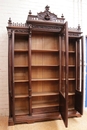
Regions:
[[29, 24, 32, 37], [32, 24, 62, 32], [38, 5, 58, 21], [14, 29, 28, 33], [8, 29, 12, 38], [68, 32, 81, 37], [27, 6, 65, 23]]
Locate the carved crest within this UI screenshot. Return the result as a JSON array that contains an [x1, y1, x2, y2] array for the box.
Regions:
[[37, 5, 58, 21]]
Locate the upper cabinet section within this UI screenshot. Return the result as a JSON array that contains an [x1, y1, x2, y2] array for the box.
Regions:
[[7, 5, 82, 36]]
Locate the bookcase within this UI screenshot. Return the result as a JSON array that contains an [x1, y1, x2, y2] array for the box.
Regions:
[[7, 6, 84, 127]]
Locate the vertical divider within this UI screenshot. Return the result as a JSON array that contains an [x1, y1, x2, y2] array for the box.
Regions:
[[59, 35, 61, 91], [81, 36, 84, 114], [8, 30, 12, 118], [65, 22, 68, 127], [12, 30, 15, 122], [28, 25, 32, 115], [76, 41, 78, 91]]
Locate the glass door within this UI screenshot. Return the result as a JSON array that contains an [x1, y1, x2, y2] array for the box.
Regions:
[[75, 36, 84, 115], [59, 22, 68, 127]]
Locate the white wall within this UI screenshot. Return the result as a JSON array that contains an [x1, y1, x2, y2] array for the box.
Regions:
[[0, 0, 87, 116]]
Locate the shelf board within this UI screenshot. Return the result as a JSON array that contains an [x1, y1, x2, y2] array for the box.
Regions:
[[14, 65, 28, 68], [31, 49, 59, 53], [69, 51, 75, 53], [14, 80, 29, 83], [15, 109, 29, 116], [62, 78, 75, 80], [31, 78, 59, 81], [32, 92, 59, 97], [15, 94, 29, 98], [69, 65, 75, 67], [32, 102, 59, 109], [68, 93, 75, 96], [68, 78, 75, 80], [14, 49, 28, 52], [31, 65, 59, 67], [68, 107, 75, 111]]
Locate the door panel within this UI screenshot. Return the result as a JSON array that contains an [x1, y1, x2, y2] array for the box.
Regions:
[[75, 37, 84, 115], [59, 22, 68, 127]]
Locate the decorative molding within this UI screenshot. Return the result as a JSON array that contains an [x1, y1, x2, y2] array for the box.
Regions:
[[27, 5, 65, 23], [8, 29, 12, 38], [37, 5, 58, 21], [68, 33, 81, 37], [32, 24, 62, 32], [29, 24, 32, 37], [14, 29, 28, 33]]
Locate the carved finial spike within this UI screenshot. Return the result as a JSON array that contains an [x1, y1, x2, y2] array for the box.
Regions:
[[61, 14, 64, 18], [29, 10, 32, 15], [8, 18, 12, 25], [45, 5, 50, 11], [78, 24, 81, 30]]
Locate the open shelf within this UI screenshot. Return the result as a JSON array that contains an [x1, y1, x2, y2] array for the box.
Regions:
[[32, 49, 59, 53], [31, 65, 59, 67], [62, 78, 75, 80], [69, 51, 75, 53], [32, 92, 59, 97], [68, 93, 75, 96], [31, 78, 59, 81], [14, 49, 28, 52], [15, 109, 29, 116], [32, 102, 59, 109], [15, 94, 29, 98], [14, 65, 28, 68], [14, 80, 29, 83]]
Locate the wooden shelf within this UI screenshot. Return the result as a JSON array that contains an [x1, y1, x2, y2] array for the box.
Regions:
[[14, 49, 28, 52], [68, 107, 74, 111], [68, 93, 75, 96], [15, 109, 29, 116], [32, 102, 59, 109], [32, 92, 59, 97], [31, 65, 59, 67], [69, 65, 75, 67], [14, 65, 28, 68], [62, 78, 75, 80], [14, 80, 29, 83], [68, 78, 75, 81], [15, 94, 29, 98], [31, 49, 59, 53], [31, 78, 59, 81], [69, 51, 75, 53]]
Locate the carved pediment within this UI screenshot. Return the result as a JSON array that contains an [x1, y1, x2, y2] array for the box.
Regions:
[[27, 5, 65, 23], [37, 5, 58, 21]]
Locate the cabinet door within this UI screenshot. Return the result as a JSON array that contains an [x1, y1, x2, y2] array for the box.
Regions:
[[59, 22, 68, 127], [75, 36, 84, 115]]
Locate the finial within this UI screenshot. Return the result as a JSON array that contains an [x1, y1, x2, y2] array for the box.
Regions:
[[45, 5, 50, 11], [78, 24, 81, 30], [61, 14, 64, 18], [8, 18, 12, 25], [29, 10, 32, 15]]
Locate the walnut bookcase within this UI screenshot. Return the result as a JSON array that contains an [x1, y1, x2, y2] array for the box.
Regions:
[[7, 6, 84, 127]]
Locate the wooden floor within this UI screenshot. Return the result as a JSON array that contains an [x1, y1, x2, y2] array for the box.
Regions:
[[0, 110, 87, 130]]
